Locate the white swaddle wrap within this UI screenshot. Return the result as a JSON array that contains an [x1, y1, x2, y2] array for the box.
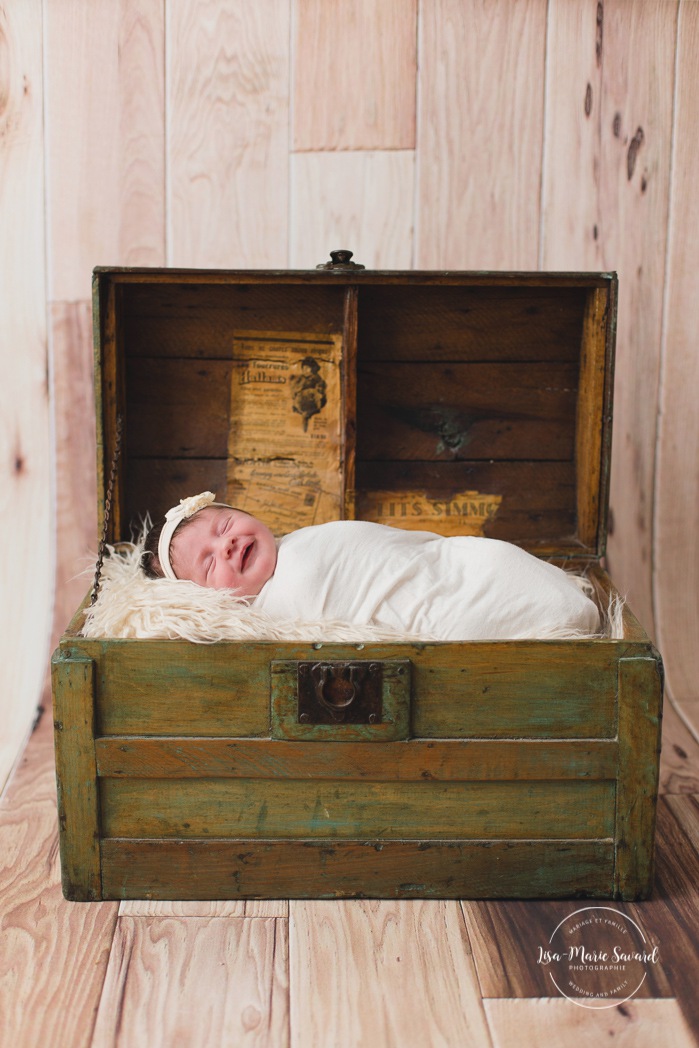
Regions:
[[254, 521, 600, 640]]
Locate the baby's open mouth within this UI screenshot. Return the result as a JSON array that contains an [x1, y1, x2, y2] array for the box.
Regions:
[[240, 540, 253, 571]]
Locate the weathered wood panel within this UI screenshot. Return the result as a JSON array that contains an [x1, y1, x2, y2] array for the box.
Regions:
[[52, 653, 101, 899], [45, 0, 165, 300], [289, 900, 490, 1048], [0, 0, 52, 791], [78, 639, 620, 739], [484, 999, 696, 1048], [290, 152, 414, 269], [100, 777, 615, 840], [357, 361, 578, 461], [95, 737, 618, 781], [614, 657, 664, 899], [100, 838, 615, 900], [168, 0, 290, 267], [356, 285, 589, 363], [293, 0, 417, 150], [654, 1, 699, 705], [417, 0, 547, 268], [542, 0, 678, 634], [91, 917, 289, 1047]]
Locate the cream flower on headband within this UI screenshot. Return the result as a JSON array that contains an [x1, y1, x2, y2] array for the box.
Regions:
[[165, 491, 216, 524], [158, 491, 218, 581]]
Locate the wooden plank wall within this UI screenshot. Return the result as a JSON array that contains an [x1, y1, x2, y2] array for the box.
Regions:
[[2, 0, 698, 787]]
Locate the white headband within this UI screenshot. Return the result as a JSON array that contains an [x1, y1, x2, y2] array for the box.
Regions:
[[157, 491, 230, 581]]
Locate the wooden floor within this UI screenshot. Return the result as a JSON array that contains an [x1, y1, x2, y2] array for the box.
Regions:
[[2, 679, 699, 1048]]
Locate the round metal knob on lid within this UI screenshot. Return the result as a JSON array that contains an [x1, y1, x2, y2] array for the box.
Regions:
[[316, 249, 365, 271]]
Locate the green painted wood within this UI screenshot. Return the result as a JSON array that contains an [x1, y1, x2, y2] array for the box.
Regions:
[[270, 659, 411, 741], [99, 838, 615, 900], [51, 650, 102, 900], [67, 638, 625, 739], [100, 778, 615, 840], [615, 655, 664, 899], [94, 737, 619, 781]]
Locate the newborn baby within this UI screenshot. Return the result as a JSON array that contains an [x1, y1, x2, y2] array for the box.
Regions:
[[143, 491, 601, 641]]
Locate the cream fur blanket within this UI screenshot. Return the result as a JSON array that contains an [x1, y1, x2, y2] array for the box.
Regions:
[[81, 540, 623, 644]]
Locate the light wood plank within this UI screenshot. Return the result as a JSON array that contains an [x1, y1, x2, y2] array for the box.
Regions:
[[0, 702, 118, 1048], [416, 0, 547, 268], [484, 998, 696, 1048], [92, 916, 289, 1047], [659, 698, 699, 795], [168, 0, 290, 268], [45, 0, 165, 300], [290, 151, 414, 269], [542, 0, 678, 635], [293, 0, 417, 151], [654, 0, 699, 704], [50, 301, 98, 647], [119, 899, 287, 916], [290, 900, 492, 1047], [0, 0, 52, 791]]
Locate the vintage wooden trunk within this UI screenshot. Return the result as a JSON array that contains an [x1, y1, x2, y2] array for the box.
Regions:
[[52, 253, 663, 901]]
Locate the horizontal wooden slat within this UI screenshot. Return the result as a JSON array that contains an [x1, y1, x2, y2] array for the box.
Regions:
[[100, 838, 615, 899], [122, 281, 346, 358], [100, 778, 615, 840], [357, 285, 589, 362], [85, 640, 620, 739], [411, 643, 619, 738], [357, 362, 577, 461], [95, 737, 618, 781]]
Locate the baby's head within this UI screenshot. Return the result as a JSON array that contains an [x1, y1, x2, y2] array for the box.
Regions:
[[143, 491, 277, 595]]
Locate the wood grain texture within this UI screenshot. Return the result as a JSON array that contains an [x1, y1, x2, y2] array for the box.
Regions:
[[0, 0, 52, 792], [0, 703, 118, 1048], [101, 838, 614, 901], [100, 777, 615, 840], [72, 638, 622, 740], [289, 900, 491, 1047], [290, 151, 414, 268], [168, 0, 290, 268], [484, 998, 696, 1048], [293, 0, 417, 151], [50, 301, 98, 646], [654, 0, 699, 704], [52, 653, 101, 899], [461, 894, 670, 999], [119, 898, 287, 916], [92, 916, 289, 1047], [626, 796, 699, 1041], [542, 0, 678, 636], [95, 737, 618, 781], [416, 0, 547, 268], [45, 0, 165, 300], [659, 699, 699, 796], [614, 657, 664, 899]]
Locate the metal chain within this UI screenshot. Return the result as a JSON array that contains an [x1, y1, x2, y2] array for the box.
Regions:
[[90, 413, 123, 606]]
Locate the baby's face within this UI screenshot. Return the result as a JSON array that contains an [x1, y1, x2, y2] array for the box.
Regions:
[[170, 506, 277, 594]]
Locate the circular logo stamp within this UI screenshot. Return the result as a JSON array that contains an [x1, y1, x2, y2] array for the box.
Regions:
[[537, 906, 661, 1009]]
